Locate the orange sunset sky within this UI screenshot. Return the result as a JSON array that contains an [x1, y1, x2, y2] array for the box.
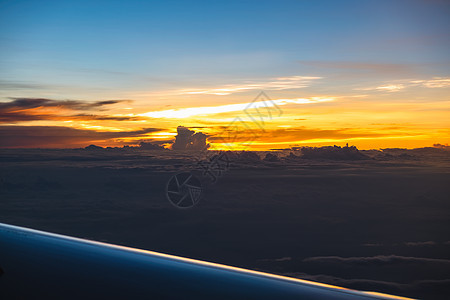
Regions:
[[0, 1, 449, 150]]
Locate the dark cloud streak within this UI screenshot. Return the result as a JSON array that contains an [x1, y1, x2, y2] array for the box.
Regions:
[[0, 126, 161, 148], [3, 97, 129, 110], [0, 98, 133, 123], [302, 255, 450, 266]]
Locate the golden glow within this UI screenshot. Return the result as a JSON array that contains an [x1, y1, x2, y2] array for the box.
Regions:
[[138, 97, 334, 119], [3, 75, 449, 149], [376, 84, 405, 92], [410, 77, 450, 88]]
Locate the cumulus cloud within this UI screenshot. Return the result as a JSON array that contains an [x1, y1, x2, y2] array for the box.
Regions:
[[171, 126, 210, 151]]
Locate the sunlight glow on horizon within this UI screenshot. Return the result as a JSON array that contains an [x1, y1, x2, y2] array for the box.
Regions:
[[1, 0, 449, 149], [138, 97, 334, 119]]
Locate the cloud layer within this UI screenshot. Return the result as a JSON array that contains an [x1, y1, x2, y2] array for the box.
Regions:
[[303, 255, 450, 266], [0, 98, 133, 123], [0, 126, 161, 148], [177, 76, 322, 95]]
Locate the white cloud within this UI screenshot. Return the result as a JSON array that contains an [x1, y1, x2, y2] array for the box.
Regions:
[[139, 96, 334, 119], [410, 77, 450, 88], [355, 77, 450, 92], [375, 84, 405, 92], [177, 76, 322, 96]]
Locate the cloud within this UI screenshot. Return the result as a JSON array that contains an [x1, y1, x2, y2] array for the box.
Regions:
[[302, 255, 450, 266], [177, 76, 322, 95], [2, 97, 128, 110], [139, 97, 333, 119], [258, 257, 292, 262], [298, 61, 414, 76], [0, 81, 48, 90], [355, 84, 406, 92], [363, 244, 382, 247], [171, 126, 210, 151], [355, 77, 450, 92], [404, 241, 436, 246], [375, 84, 406, 92], [283, 272, 450, 296], [284, 272, 406, 290], [410, 77, 450, 88], [208, 127, 385, 145], [0, 98, 133, 123], [71, 114, 141, 121], [0, 126, 161, 148]]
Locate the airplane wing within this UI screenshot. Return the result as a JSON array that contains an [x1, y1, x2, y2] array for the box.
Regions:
[[0, 223, 412, 299]]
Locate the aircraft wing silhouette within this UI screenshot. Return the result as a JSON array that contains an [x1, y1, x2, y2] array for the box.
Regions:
[[0, 223, 412, 299]]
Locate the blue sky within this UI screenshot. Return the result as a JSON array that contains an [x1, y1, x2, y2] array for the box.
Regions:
[[1, 0, 449, 98], [0, 0, 449, 149]]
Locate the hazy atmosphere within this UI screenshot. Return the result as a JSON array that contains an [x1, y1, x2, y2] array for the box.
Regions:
[[1, 1, 449, 299], [1, 145, 450, 299], [1, 0, 449, 149]]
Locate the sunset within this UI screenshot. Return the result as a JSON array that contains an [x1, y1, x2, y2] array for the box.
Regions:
[[1, 1, 449, 149], [1, 1, 449, 299]]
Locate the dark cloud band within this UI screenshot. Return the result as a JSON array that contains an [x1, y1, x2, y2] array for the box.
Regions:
[[0, 126, 161, 148]]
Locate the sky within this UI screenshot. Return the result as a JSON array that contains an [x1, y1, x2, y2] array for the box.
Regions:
[[0, 0, 449, 149]]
